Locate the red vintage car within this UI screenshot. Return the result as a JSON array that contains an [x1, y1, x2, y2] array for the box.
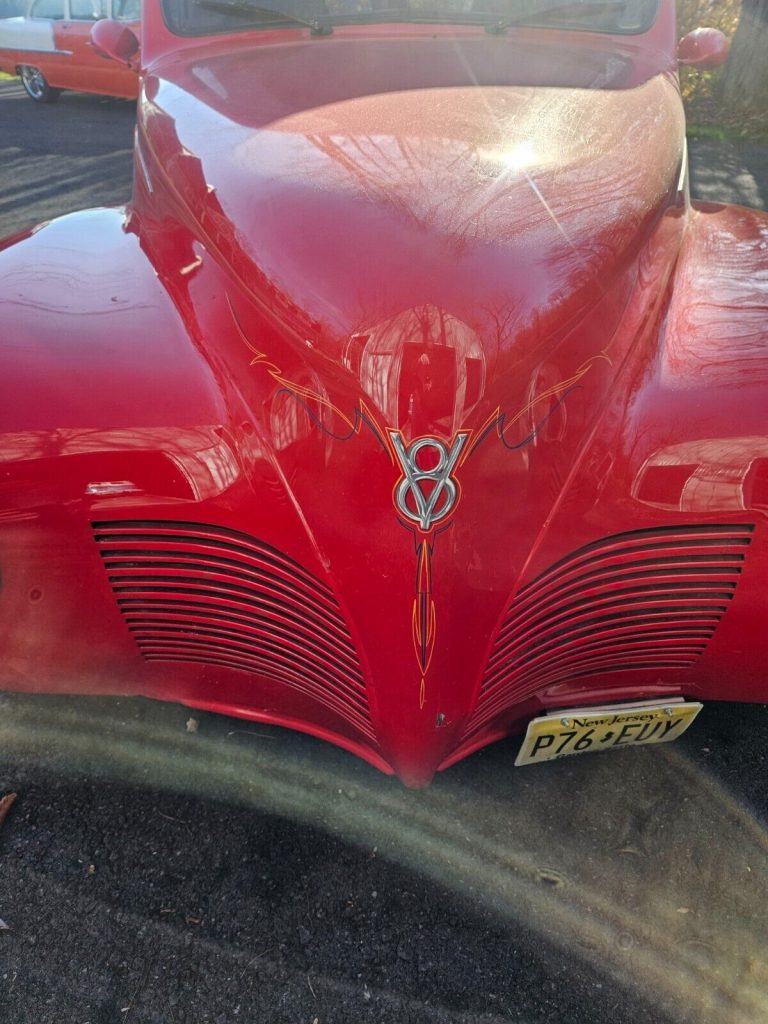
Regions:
[[0, 0, 139, 102], [1, 0, 764, 786]]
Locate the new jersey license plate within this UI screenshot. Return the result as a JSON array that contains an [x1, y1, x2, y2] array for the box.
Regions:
[[515, 699, 703, 767]]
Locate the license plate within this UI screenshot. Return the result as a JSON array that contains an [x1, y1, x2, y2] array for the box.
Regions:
[[515, 699, 703, 767]]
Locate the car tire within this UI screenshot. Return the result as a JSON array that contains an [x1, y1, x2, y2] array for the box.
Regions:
[[19, 66, 61, 103]]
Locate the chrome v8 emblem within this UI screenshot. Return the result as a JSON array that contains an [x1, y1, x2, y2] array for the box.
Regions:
[[389, 432, 470, 532]]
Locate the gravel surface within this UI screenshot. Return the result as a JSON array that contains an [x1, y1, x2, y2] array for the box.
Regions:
[[1, 79, 768, 1024]]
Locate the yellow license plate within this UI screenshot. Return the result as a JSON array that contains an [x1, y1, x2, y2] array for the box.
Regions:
[[515, 699, 703, 767]]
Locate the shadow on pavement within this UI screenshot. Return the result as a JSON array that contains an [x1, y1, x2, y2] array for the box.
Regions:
[[688, 137, 768, 209], [1, 694, 767, 1024]]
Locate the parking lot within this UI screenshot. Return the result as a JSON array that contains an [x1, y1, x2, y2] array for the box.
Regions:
[[1, 79, 768, 1024]]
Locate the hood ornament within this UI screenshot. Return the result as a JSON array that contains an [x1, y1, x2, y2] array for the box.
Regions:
[[389, 431, 470, 532]]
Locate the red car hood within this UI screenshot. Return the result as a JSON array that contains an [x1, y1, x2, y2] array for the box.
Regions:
[[137, 37, 686, 783], [142, 37, 683, 400]]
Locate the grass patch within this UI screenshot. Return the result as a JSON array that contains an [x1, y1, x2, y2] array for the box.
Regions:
[[681, 64, 768, 143], [678, 4, 768, 144], [687, 122, 768, 144]]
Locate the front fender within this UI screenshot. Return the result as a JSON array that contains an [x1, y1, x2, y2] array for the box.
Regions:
[[630, 201, 768, 510], [1, 208, 224, 438], [0, 208, 393, 776], [597, 201, 768, 705], [0, 208, 230, 696]]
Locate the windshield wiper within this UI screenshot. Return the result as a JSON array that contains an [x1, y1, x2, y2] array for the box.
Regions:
[[195, 0, 627, 36], [485, 0, 628, 33], [196, 0, 333, 35]]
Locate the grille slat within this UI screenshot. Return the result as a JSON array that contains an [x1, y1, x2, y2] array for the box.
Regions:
[[464, 523, 755, 741], [488, 607, 726, 674], [130, 626, 368, 708], [499, 572, 740, 636], [94, 521, 332, 595], [487, 615, 720, 681], [520, 524, 754, 593], [482, 621, 719, 694], [108, 582, 358, 657], [141, 653, 376, 740], [134, 635, 368, 712], [504, 559, 745, 628], [94, 520, 372, 738], [103, 558, 350, 625], [122, 610, 364, 681], [114, 597, 362, 666], [101, 547, 344, 615], [490, 592, 733, 663]]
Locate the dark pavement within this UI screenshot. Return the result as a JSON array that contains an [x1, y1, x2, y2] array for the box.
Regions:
[[1, 79, 768, 1024], [0, 81, 135, 239], [688, 136, 768, 210], [2, 695, 768, 1024]]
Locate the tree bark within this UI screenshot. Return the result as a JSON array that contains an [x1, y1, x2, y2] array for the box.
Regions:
[[720, 0, 768, 111]]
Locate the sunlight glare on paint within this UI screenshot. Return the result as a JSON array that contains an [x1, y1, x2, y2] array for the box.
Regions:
[[499, 139, 537, 172]]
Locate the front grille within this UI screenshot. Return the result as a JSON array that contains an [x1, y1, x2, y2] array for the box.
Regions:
[[93, 520, 373, 740], [464, 523, 754, 740]]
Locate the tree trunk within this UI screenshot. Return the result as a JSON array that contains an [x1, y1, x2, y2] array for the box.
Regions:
[[720, 0, 768, 112]]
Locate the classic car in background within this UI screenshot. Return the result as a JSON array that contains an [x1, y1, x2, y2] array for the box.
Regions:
[[2, 0, 767, 787], [0, 0, 26, 19], [0, 0, 139, 101]]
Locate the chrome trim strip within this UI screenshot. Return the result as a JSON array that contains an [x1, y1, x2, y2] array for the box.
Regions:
[[676, 138, 689, 198], [135, 132, 154, 194], [11, 46, 72, 55]]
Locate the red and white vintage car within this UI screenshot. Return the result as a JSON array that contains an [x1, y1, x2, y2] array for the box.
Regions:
[[1, 0, 765, 786], [0, 0, 139, 101]]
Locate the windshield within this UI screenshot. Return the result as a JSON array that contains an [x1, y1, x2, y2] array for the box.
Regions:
[[162, 0, 660, 37]]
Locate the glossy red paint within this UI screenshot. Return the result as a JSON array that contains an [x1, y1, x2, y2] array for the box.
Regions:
[[677, 26, 729, 70], [90, 18, 140, 68], [2, 0, 767, 786]]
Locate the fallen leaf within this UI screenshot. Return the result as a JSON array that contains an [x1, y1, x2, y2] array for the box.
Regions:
[[0, 793, 17, 830], [185, 718, 199, 734]]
